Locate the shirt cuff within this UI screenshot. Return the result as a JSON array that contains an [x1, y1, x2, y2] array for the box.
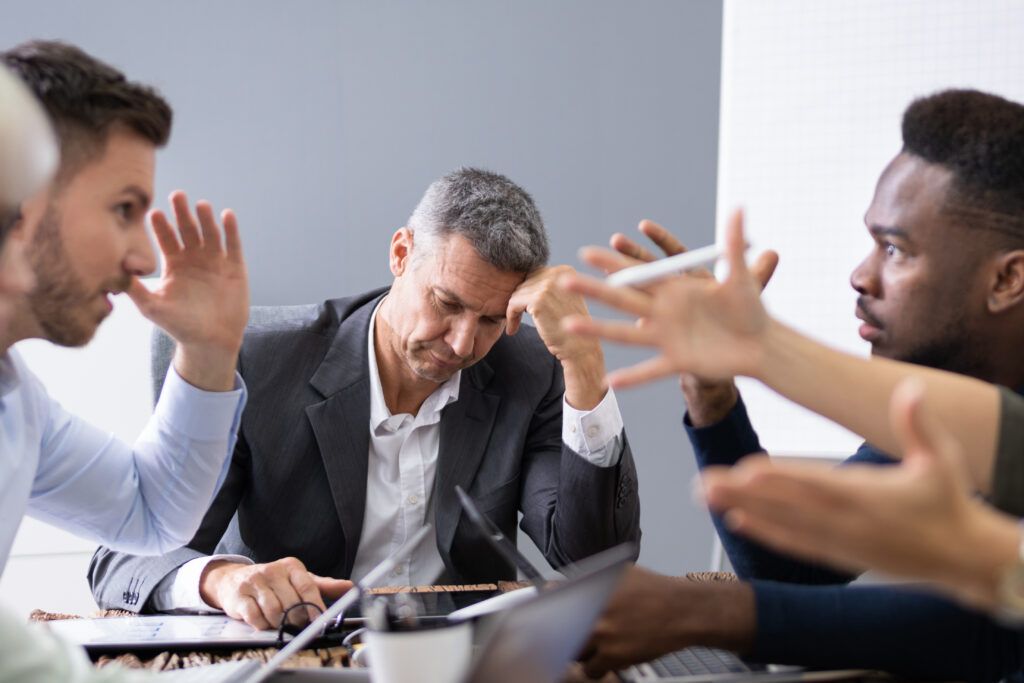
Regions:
[[154, 366, 246, 442], [152, 555, 254, 613], [563, 388, 625, 468]]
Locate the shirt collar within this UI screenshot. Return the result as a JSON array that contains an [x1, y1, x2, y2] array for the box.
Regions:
[[367, 298, 461, 432]]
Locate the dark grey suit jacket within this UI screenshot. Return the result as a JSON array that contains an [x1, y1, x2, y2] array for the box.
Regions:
[[89, 289, 641, 611]]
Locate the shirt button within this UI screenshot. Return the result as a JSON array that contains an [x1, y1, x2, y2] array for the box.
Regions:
[[587, 426, 599, 438], [407, 494, 419, 505], [570, 424, 578, 433], [394, 565, 404, 575]]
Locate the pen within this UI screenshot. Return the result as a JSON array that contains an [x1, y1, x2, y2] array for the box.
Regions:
[[605, 243, 742, 287]]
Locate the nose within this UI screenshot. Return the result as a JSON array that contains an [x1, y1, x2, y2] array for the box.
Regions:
[[446, 316, 476, 359], [123, 222, 157, 277], [849, 252, 878, 297]]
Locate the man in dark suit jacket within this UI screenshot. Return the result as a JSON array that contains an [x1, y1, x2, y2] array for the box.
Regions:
[[89, 168, 641, 629]]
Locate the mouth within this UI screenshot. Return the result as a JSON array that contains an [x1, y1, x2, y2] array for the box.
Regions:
[[855, 302, 883, 343]]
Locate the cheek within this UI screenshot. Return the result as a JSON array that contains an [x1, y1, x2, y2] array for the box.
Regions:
[[473, 326, 505, 356]]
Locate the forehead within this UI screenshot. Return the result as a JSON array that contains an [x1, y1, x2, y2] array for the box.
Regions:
[[56, 128, 155, 205], [418, 234, 525, 314], [864, 152, 955, 241]]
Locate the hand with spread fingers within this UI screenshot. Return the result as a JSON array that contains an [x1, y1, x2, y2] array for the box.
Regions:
[[604, 218, 778, 424], [560, 209, 775, 389], [700, 379, 1023, 612], [199, 558, 354, 630], [128, 190, 249, 392], [506, 264, 608, 410]]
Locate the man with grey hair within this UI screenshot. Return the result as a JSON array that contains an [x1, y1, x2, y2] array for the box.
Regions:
[[90, 167, 641, 629]]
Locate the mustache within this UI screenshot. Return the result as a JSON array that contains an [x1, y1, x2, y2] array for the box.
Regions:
[[855, 297, 883, 328], [104, 274, 134, 295]]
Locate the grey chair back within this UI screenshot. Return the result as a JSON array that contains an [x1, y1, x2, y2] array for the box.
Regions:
[[150, 304, 320, 405]]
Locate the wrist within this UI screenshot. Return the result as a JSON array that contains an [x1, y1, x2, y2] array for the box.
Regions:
[[562, 346, 608, 411], [682, 378, 739, 427], [173, 344, 240, 393], [949, 507, 1021, 610], [670, 580, 757, 654], [199, 560, 241, 609]]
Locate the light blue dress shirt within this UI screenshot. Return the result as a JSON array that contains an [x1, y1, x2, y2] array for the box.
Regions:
[[0, 348, 246, 575]]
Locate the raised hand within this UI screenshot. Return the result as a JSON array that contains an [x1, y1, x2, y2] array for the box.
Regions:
[[128, 190, 249, 392], [700, 379, 1021, 610], [506, 264, 608, 410], [560, 210, 772, 389]]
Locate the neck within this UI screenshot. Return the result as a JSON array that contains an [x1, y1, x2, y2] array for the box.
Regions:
[[374, 296, 440, 416]]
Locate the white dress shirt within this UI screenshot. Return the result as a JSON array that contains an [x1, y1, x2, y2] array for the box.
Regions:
[[351, 300, 625, 586], [0, 348, 245, 576], [161, 298, 625, 608]]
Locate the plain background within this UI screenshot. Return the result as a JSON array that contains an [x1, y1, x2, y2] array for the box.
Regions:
[[0, 0, 724, 616]]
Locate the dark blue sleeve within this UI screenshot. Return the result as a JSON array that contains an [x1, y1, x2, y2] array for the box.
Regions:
[[685, 396, 855, 584], [749, 580, 1024, 682]]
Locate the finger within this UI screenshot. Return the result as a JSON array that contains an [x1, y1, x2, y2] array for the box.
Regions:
[[721, 509, 866, 573], [232, 595, 272, 631], [289, 568, 328, 624], [221, 209, 244, 264], [562, 314, 655, 346], [313, 576, 355, 601], [194, 200, 224, 253], [170, 190, 202, 249], [638, 219, 687, 256], [750, 250, 779, 292], [559, 272, 652, 318], [124, 277, 154, 315], [148, 209, 183, 256], [580, 246, 643, 276], [609, 232, 657, 263], [606, 355, 680, 388], [506, 311, 523, 335], [724, 208, 750, 282], [249, 579, 294, 628]]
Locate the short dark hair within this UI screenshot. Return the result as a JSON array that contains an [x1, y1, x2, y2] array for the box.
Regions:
[[902, 89, 1024, 240], [0, 40, 171, 179]]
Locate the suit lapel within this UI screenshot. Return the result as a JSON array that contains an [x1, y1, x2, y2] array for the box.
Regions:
[[435, 360, 501, 558], [305, 294, 382, 576]]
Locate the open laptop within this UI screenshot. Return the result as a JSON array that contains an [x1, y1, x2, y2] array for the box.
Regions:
[[453, 487, 869, 683]]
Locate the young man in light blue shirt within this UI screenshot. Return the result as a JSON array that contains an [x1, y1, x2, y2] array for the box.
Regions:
[[0, 42, 251, 681]]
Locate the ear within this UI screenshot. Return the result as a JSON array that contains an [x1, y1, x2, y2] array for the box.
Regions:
[[389, 227, 413, 277], [987, 250, 1024, 314]]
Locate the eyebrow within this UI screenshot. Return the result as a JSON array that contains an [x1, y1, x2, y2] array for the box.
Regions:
[[435, 287, 507, 319], [867, 225, 910, 240], [120, 185, 152, 209]]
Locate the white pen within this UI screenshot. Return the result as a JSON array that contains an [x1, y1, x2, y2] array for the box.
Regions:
[[605, 243, 741, 287]]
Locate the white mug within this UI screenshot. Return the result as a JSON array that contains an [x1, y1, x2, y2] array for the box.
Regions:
[[362, 621, 473, 683]]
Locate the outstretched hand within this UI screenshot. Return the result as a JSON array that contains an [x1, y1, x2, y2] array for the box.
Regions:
[[129, 190, 249, 392], [700, 379, 1020, 609], [560, 210, 774, 388]]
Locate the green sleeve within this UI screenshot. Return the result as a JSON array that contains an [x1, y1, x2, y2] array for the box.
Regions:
[[989, 387, 1024, 517]]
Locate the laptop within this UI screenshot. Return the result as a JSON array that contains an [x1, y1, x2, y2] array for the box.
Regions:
[[454, 487, 869, 683]]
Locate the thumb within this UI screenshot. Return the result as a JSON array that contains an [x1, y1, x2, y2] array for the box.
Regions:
[[313, 576, 355, 600], [889, 378, 966, 484], [750, 250, 779, 292], [124, 277, 155, 316]]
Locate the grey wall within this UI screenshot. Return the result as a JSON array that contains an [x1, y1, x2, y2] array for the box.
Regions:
[[1, 0, 723, 575]]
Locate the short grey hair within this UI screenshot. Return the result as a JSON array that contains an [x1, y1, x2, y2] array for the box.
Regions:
[[407, 167, 549, 273]]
